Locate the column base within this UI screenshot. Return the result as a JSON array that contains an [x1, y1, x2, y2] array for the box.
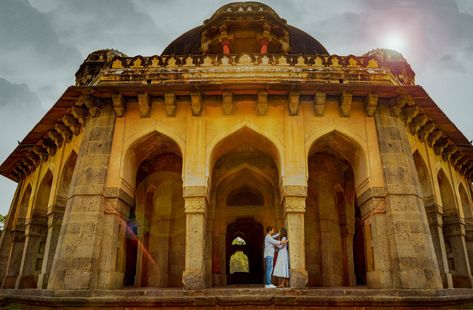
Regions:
[[182, 270, 206, 289], [289, 269, 307, 289], [37, 273, 48, 289]]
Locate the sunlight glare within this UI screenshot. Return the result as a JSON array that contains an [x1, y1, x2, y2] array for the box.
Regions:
[[382, 32, 405, 53]]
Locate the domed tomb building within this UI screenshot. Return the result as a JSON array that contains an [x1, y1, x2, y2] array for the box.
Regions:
[[1, 1, 473, 295]]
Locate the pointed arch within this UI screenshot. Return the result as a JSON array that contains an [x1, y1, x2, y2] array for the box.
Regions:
[[34, 170, 54, 215], [122, 130, 183, 192], [206, 123, 283, 179], [437, 169, 457, 215], [57, 151, 78, 205], [413, 150, 435, 207], [307, 130, 368, 190], [458, 183, 472, 219], [16, 184, 32, 226]]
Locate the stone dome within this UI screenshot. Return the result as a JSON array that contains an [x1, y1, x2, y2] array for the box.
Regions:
[[162, 2, 328, 55]]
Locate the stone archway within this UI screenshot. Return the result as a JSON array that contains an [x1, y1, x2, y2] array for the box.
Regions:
[[226, 218, 264, 284], [208, 128, 282, 286], [413, 151, 451, 288], [306, 131, 366, 287], [2, 184, 31, 288], [125, 131, 185, 288], [438, 169, 473, 287], [18, 170, 53, 288]]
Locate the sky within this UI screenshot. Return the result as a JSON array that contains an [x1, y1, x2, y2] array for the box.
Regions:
[[1, 0, 473, 215]]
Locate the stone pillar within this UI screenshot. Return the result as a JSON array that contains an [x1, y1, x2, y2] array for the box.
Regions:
[[2, 224, 25, 288], [0, 182, 22, 283], [465, 219, 473, 281], [282, 186, 308, 289], [182, 195, 207, 289], [48, 104, 116, 290], [443, 214, 473, 287], [97, 188, 133, 289], [16, 215, 48, 288], [37, 209, 65, 288], [425, 205, 453, 288], [374, 104, 442, 288], [357, 188, 393, 288]]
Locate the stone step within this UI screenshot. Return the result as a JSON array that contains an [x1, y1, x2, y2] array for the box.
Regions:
[[1, 288, 473, 309]]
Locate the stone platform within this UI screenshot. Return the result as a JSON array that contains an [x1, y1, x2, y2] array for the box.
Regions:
[[1, 287, 473, 309]]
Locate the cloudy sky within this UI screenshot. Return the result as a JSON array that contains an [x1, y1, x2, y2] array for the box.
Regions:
[[1, 0, 473, 215]]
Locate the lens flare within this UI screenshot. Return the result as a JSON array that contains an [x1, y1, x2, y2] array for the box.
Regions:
[[382, 32, 405, 52]]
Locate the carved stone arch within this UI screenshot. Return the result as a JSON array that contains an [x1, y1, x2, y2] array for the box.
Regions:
[[437, 169, 458, 216], [458, 183, 472, 219], [15, 184, 32, 227], [122, 130, 184, 192], [215, 163, 275, 189], [413, 150, 435, 207], [306, 129, 369, 191], [33, 169, 54, 216], [206, 122, 284, 181], [56, 151, 78, 204]]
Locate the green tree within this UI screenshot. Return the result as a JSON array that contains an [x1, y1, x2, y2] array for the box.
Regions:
[[0, 214, 5, 230]]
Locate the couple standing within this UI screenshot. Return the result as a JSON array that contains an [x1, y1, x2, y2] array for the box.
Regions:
[[264, 226, 289, 288]]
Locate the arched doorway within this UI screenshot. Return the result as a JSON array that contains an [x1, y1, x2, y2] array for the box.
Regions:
[[306, 131, 367, 287], [438, 169, 472, 287], [208, 127, 282, 286], [2, 184, 31, 288], [125, 131, 185, 288], [39, 152, 77, 288], [18, 170, 53, 288], [226, 218, 264, 284], [413, 151, 451, 288]]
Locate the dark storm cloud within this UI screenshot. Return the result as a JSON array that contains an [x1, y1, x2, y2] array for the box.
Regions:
[[42, 0, 165, 56], [0, 0, 82, 106]]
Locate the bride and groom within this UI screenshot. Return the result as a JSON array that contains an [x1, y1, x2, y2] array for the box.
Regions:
[[264, 226, 289, 288]]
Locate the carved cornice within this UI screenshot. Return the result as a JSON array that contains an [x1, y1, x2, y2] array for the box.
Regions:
[[390, 95, 473, 181]]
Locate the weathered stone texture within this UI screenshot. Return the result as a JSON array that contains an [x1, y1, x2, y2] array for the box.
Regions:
[[374, 104, 443, 289], [48, 105, 116, 290]]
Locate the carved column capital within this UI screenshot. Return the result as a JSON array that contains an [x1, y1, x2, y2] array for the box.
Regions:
[[184, 196, 208, 215], [283, 196, 306, 214]]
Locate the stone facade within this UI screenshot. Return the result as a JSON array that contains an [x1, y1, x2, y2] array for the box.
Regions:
[[1, 1, 473, 296]]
